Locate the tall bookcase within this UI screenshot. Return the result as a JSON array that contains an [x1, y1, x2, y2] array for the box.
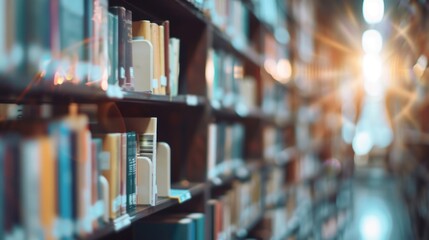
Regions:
[[0, 0, 353, 239]]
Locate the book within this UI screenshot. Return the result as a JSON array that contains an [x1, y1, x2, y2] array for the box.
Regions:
[[120, 133, 127, 215], [124, 10, 134, 90], [20, 139, 42, 240], [109, 6, 127, 87], [107, 13, 120, 95], [126, 132, 137, 212], [134, 217, 195, 240], [158, 25, 166, 94], [89, 0, 109, 90], [169, 38, 180, 96], [39, 136, 56, 240], [59, 0, 85, 83], [101, 133, 121, 219], [151, 23, 160, 94], [187, 213, 205, 240], [48, 121, 73, 239], [163, 21, 170, 95]]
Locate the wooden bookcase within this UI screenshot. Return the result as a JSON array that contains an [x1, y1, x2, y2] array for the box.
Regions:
[[0, 0, 354, 239]]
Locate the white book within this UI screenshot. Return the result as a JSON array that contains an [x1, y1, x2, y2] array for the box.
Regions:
[[20, 140, 41, 240], [169, 38, 180, 96], [207, 123, 217, 179]]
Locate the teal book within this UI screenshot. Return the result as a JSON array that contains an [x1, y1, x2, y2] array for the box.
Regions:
[[187, 213, 205, 240], [134, 217, 195, 240], [59, 0, 85, 82], [108, 13, 119, 87], [48, 121, 73, 240], [126, 132, 137, 213]]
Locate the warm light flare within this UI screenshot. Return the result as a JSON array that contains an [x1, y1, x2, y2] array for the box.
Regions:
[[363, 0, 384, 24], [362, 29, 383, 54]]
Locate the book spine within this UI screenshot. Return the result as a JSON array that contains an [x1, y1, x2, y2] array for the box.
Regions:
[[90, 140, 100, 230], [84, 0, 94, 83], [120, 133, 127, 216], [59, 0, 85, 83], [108, 13, 119, 88], [163, 21, 170, 95], [158, 25, 166, 95], [124, 10, 134, 90], [40, 137, 57, 240], [49, 122, 73, 239], [126, 132, 137, 213], [20, 140, 41, 240], [150, 23, 160, 94], [109, 6, 126, 87]]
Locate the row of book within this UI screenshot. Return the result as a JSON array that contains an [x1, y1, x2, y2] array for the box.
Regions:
[[207, 123, 245, 179], [0, 113, 174, 239], [133, 212, 205, 240], [208, 171, 262, 240], [203, 0, 249, 50], [0, 1, 180, 97], [206, 49, 257, 112]]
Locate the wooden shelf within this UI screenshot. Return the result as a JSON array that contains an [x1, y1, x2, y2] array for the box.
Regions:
[[0, 77, 206, 107], [85, 182, 206, 240]]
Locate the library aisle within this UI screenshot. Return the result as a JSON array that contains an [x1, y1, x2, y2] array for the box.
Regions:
[[350, 165, 414, 240], [1, 0, 429, 240]]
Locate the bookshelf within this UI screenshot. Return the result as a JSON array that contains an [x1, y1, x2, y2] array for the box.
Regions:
[[0, 0, 353, 240]]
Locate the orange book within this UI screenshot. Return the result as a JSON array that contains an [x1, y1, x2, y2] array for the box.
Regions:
[[39, 137, 57, 240], [151, 23, 160, 94], [102, 133, 121, 219]]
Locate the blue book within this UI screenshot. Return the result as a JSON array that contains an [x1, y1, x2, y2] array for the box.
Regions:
[[49, 122, 73, 240]]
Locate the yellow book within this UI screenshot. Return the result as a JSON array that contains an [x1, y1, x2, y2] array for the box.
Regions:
[[39, 137, 57, 240], [151, 23, 160, 94], [132, 20, 151, 40], [102, 133, 121, 219], [158, 25, 166, 95]]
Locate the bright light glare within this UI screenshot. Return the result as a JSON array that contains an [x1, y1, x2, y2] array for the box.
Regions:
[[364, 77, 384, 96], [352, 131, 373, 155], [363, 0, 384, 24], [362, 30, 383, 54], [363, 54, 383, 79], [277, 59, 292, 83], [361, 215, 382, 239]]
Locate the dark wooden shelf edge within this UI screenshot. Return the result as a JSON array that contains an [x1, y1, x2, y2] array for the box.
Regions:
[[85, 182, 206, 240], [0, 78, 206, 107]]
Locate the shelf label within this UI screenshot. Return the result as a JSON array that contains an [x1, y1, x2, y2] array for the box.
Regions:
[[186, 95, 198, 106], [169, 189, 191, 203], [113, 214, 131, 232]]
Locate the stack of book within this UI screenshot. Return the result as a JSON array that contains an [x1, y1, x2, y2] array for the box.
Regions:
[[0, 112, 174, 239], [207, 123, 245, 179], [206, 48, 257, 111], [0, 1, 180, 97], [208, 171, 263, 239]]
